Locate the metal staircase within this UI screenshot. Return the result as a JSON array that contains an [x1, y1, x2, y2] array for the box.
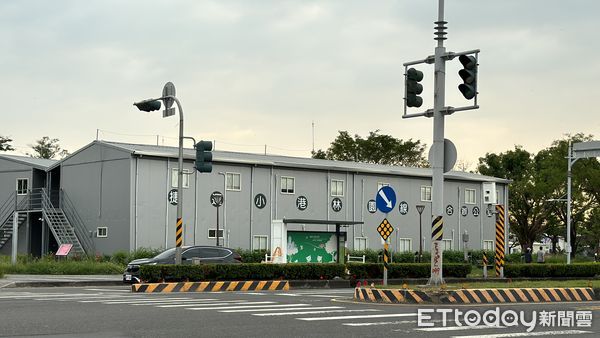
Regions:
[[39, 189, 87, 257], [0, 191, 28, 250], [0, 189, 93, 257]]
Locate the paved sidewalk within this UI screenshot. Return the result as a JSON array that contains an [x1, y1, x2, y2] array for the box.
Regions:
[[0, 274, 123, 288]]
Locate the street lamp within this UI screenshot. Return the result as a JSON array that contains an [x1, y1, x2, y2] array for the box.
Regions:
[[134, 82, 186, 264], [416, 205, 425, 263], [218, 172, 227, 247]]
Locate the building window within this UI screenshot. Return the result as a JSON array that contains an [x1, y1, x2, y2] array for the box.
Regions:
[[281, 176, 295, 194], [16, 178, 28, 195], [420, 186, 432, 202], [442, 239, 453, 250], [97, 227, 108, 238], [171, 169, 190, 188], [253, 235, 268, 251], [377, 182, 390, 191], [331, 179, 344, 197], [398, 238, 412, 252], [226, 172, 241, 191], [496, 190, 501, 204], [208, 228, 224, 239], [354, 237, 368, 251], [465, 188, 476, 204], [483, 240, 494, 251]]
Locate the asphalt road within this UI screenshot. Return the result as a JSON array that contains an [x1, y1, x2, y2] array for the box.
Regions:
[[1, 285, 599, 337]]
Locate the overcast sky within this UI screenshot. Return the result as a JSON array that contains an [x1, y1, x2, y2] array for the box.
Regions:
[[2, 0, 598, 167]]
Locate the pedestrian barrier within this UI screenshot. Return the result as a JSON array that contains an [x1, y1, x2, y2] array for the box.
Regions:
[[132, 280, 289, 293]]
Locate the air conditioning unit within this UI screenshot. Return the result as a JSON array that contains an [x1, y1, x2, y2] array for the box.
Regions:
[[482, 182, 497, 204]]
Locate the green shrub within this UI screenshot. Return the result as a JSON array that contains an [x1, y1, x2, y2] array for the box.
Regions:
[[128, 247, 163, 261], [140, 263, 347, 282], [346, 263, 471, 279], [505, 263, 600, 278], [110, 251, 129, 266], [235, 249, 270, 263], [0, 259, 123, 275]]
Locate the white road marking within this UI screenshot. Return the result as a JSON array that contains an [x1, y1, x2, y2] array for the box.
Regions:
[[0, 293, 93, 299], [255, 309, 381, 317], [36, 295, 138, 301], [84, 288, 131, 292], [158, 301, 252, 308], [129, 299, 220, 305], [220, 306, 343, 313], [298, 313, 418, 321], [346, 319, 446, 327], [188, 303, 308, 311], [451, 330, 592, 338], [98, 298, 192, 304]]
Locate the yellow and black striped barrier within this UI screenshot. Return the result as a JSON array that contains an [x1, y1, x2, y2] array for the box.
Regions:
[[132, 280, 289, 293], [495, 205, 505, 277], [441, 288, 595, 304], [354, 287, 432, 304], [431, 216, 443, 241]]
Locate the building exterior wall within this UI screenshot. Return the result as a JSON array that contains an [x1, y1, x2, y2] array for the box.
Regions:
[[0, 158, 33, 255], [60, 143, 131, 254]]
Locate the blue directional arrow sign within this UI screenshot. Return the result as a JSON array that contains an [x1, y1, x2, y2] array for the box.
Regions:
[[376, 186, 396, 214]]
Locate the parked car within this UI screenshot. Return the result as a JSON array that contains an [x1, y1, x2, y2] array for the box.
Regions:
[[123, 246, 242, 283]]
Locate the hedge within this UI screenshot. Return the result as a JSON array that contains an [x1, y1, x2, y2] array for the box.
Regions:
[[140, 263, 346, 282], [348, 250, 495, 265], [504, 263, 600, 278], [347, 263, 472, 279]]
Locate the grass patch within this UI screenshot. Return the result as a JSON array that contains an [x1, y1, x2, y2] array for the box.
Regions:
[[380, 279, 597, 290], [0, 255, 124, 275]]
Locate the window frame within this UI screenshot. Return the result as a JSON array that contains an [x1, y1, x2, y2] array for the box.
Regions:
[[483, 240, 494, 251], [280, 176, 295, 194], [420, 185, 432, 202], [208, 228, 224, 239], [330, 179, 344, 197], [252, 235, 268, 251], [465, 188, 476, 204], [16, 178, 28, 195], [398, 238, 413, 252], [226, 172, 241, 191], [442, 239, 453, 250], [97, 227, 108, 238], [171, 168, 191, 189], [354, 237, 368, 251]]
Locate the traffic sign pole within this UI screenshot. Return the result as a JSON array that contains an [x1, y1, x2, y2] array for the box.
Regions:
[[383, 242, 389, 286]]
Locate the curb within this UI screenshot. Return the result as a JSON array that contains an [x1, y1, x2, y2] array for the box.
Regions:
[[131, 280, 290, 293], [354, 287, 431, 303], [1, 280, 124, 288], [354, 287, 597, 304]]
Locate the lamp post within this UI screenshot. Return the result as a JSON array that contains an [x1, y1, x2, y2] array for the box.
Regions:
[[416, 204, 425, 263], [134, 82, 186, 264]]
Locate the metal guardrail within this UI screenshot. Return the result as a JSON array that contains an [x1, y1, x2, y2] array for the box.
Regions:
[[347, 254, 366, 263]]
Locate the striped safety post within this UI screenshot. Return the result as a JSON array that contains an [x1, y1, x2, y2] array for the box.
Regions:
[[431, 216, 443, 241], [383, 242, 390, 270], [495, 205, 505, 277], [175, 217, 183, 247]]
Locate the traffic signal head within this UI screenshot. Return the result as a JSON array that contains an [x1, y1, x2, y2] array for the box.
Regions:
[[195, 140, 213, 173], [458, 55, 477, 100], [405, 68, 424, 108], [134, 99, 162, 112]]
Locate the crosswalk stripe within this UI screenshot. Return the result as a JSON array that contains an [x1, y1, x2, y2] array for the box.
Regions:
[[254, 309, 381, 317], [84, 288, 130, 292], [80, 297, 191, 304], [451, 330, 592, 338], [298, 313, 418, 321], [129, 299, 220, 305], [36, 295, 138, 301], [0, 293, 92, 299], [158, 301, 252, 308], [188, 303, 307, 311], [417, 325, 504, 332], [220, 306, 343, 313]]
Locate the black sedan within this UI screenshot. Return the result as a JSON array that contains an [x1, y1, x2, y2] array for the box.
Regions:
[[123, 246, 242, 283]]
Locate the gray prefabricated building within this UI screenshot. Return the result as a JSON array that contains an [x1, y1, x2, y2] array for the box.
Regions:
[[0, 140, 509, 256]]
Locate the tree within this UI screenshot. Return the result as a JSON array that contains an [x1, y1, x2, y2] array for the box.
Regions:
[[477, 146, 548, 252], [312, 130, 427, 167], [28, 136, 69, 159], [0, 135, 14, 152]]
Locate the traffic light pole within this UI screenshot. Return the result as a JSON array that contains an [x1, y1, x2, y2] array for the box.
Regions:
[[429, 0, 447, 286]]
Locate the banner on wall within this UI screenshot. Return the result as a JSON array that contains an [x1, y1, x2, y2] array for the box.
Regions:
[[287, 231, 337, 263]]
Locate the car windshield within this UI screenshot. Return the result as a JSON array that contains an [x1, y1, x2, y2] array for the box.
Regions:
[[153, 248, 176, 260]]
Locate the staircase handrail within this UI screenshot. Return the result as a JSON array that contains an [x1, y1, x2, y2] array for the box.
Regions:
[[0, 191, 17, 230], [58, 189, 96, 255]]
